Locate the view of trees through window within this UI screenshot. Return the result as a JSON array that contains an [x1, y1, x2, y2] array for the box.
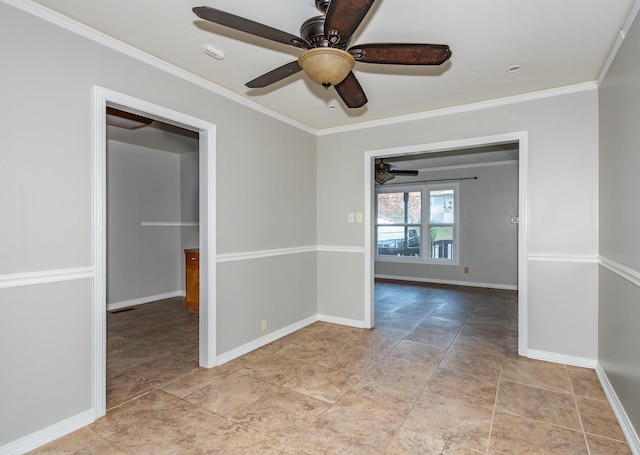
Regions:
[[377, 192, 421, 257], [376, 186, 456, 260]]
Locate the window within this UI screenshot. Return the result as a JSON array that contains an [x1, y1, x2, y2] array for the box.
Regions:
[[376, 191, 421, 257], [428, 188, 455, 259], [376, 184, 458, 263]]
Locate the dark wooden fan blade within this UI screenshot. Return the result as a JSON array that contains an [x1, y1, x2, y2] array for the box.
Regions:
[[348, 43, 451, 65], [334, 72, 368, 108], [324, 0, 375, 45], [390, 170, 419, 176], [193, 6, 308, 49], [245, 61, 302, 88]]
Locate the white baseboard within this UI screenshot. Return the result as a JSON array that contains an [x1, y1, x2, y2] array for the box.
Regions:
[[374, 274, 518, 291], [215, 315, 318, 365], [526, 349, 597, 369], [107, 291, 184, 311], [596, 363, 640, 454], [0, 409, 95, 455], [317, 314, 367, 328]]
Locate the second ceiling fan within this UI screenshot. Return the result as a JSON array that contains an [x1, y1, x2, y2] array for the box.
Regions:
[[193, 0, 452, 108]]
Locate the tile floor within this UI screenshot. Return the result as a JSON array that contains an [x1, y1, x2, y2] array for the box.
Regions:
[[30, 282, 630, 454]]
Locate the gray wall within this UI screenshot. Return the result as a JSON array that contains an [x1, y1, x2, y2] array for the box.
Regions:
[[375, 162, 519, 288], [0, 2, 316, 447], [598, 9, 640, 439], [107, 140, 182, 305], [180, 151, 199, 290], [317, 87, 600, 360]]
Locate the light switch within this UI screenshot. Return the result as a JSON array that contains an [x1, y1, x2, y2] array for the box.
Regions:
[[356, 212, 363, 223], [348, 213, 355, 223]]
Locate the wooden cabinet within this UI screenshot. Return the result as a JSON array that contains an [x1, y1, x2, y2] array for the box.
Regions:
[[184, 249, 199, 313]]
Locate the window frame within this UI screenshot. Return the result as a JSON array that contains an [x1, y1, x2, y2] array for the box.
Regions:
[[375, 182, 459, 265]]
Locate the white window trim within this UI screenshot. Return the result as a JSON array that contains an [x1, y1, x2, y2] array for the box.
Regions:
[[375, 182, 459, 265]]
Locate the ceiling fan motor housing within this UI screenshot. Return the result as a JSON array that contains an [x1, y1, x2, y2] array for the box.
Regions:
[[300, 15, 347, 48]]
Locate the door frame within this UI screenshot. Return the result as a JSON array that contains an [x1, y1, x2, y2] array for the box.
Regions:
[[91, 86, 217, 417], [363, 132, 529, 356]]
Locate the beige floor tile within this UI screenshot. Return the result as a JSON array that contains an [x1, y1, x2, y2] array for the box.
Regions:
[[449, 332, 506, 357], [184, 372, 276, 418], [496, 380, 581, 430], [281, 361, 362, 403], [501, 356, 572, 393], [423, 368, 499, 407], [234, 352, 303, 385], [106, 373, 153, 410], [232, 387, 330, 442], [403, 392, 493, 453], [417, 315, 465, 332], [335, 376, 422, 425], [405, 325, 458, 347], [123, 354, 199, 386], [585, 433, 632, 455], [91, 390, 225, 455], [384, 428, 483, 454], [438, 348, 503, 380], [160, 365, 232, 398], [577, 396, 627, 441], [383, 427, 445, 454], [177, 421, 288, 454], [289, 407, 397, 455], [319, 342, 386, 375], [387, 339, 447, 365], [570, 368, 608, 400], [488, 410, 588, 454], [366, 355, 436, 390], [27, 427, 117, 455]]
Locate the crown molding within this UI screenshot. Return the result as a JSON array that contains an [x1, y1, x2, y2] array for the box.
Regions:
[[597, 0, 640, 85], [317, 82, 598, 135], [3, 0, 317, 135]]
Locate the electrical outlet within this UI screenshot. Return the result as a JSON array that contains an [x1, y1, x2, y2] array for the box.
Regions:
[[464, 267, 469, 273], [261, 319, 267, 332]]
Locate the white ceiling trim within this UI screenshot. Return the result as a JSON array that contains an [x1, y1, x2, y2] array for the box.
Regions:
[[598, 0, 640, 85], [317, 81, 598, 136], [5, 0, 316, 134]]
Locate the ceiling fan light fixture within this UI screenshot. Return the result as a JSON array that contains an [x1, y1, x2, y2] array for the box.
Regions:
[[375, 172, 395, 185], [298, 48, 355, 87]]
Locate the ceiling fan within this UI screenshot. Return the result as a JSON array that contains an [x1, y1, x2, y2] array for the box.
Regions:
[[375, 159, 418, 184], [193, 0, 451, 108]]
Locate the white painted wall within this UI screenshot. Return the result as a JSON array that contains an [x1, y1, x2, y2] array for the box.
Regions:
[[375, 162, 519, 289], [317, 86, 600, 362], [598, 6, 640, 445]]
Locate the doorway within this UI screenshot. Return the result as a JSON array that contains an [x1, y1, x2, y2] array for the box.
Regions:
[[105, 108, 200, 409], [92, 86, 217, 418], [363, 132, 528, 357]]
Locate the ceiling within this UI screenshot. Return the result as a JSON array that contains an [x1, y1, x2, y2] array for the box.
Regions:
[[30, 0, 635, 131], [107, 118, 199, 154]]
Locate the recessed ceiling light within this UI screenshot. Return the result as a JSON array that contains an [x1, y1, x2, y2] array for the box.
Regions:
[[327, 104, 337, 110], [507, 65, 522, 73]]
